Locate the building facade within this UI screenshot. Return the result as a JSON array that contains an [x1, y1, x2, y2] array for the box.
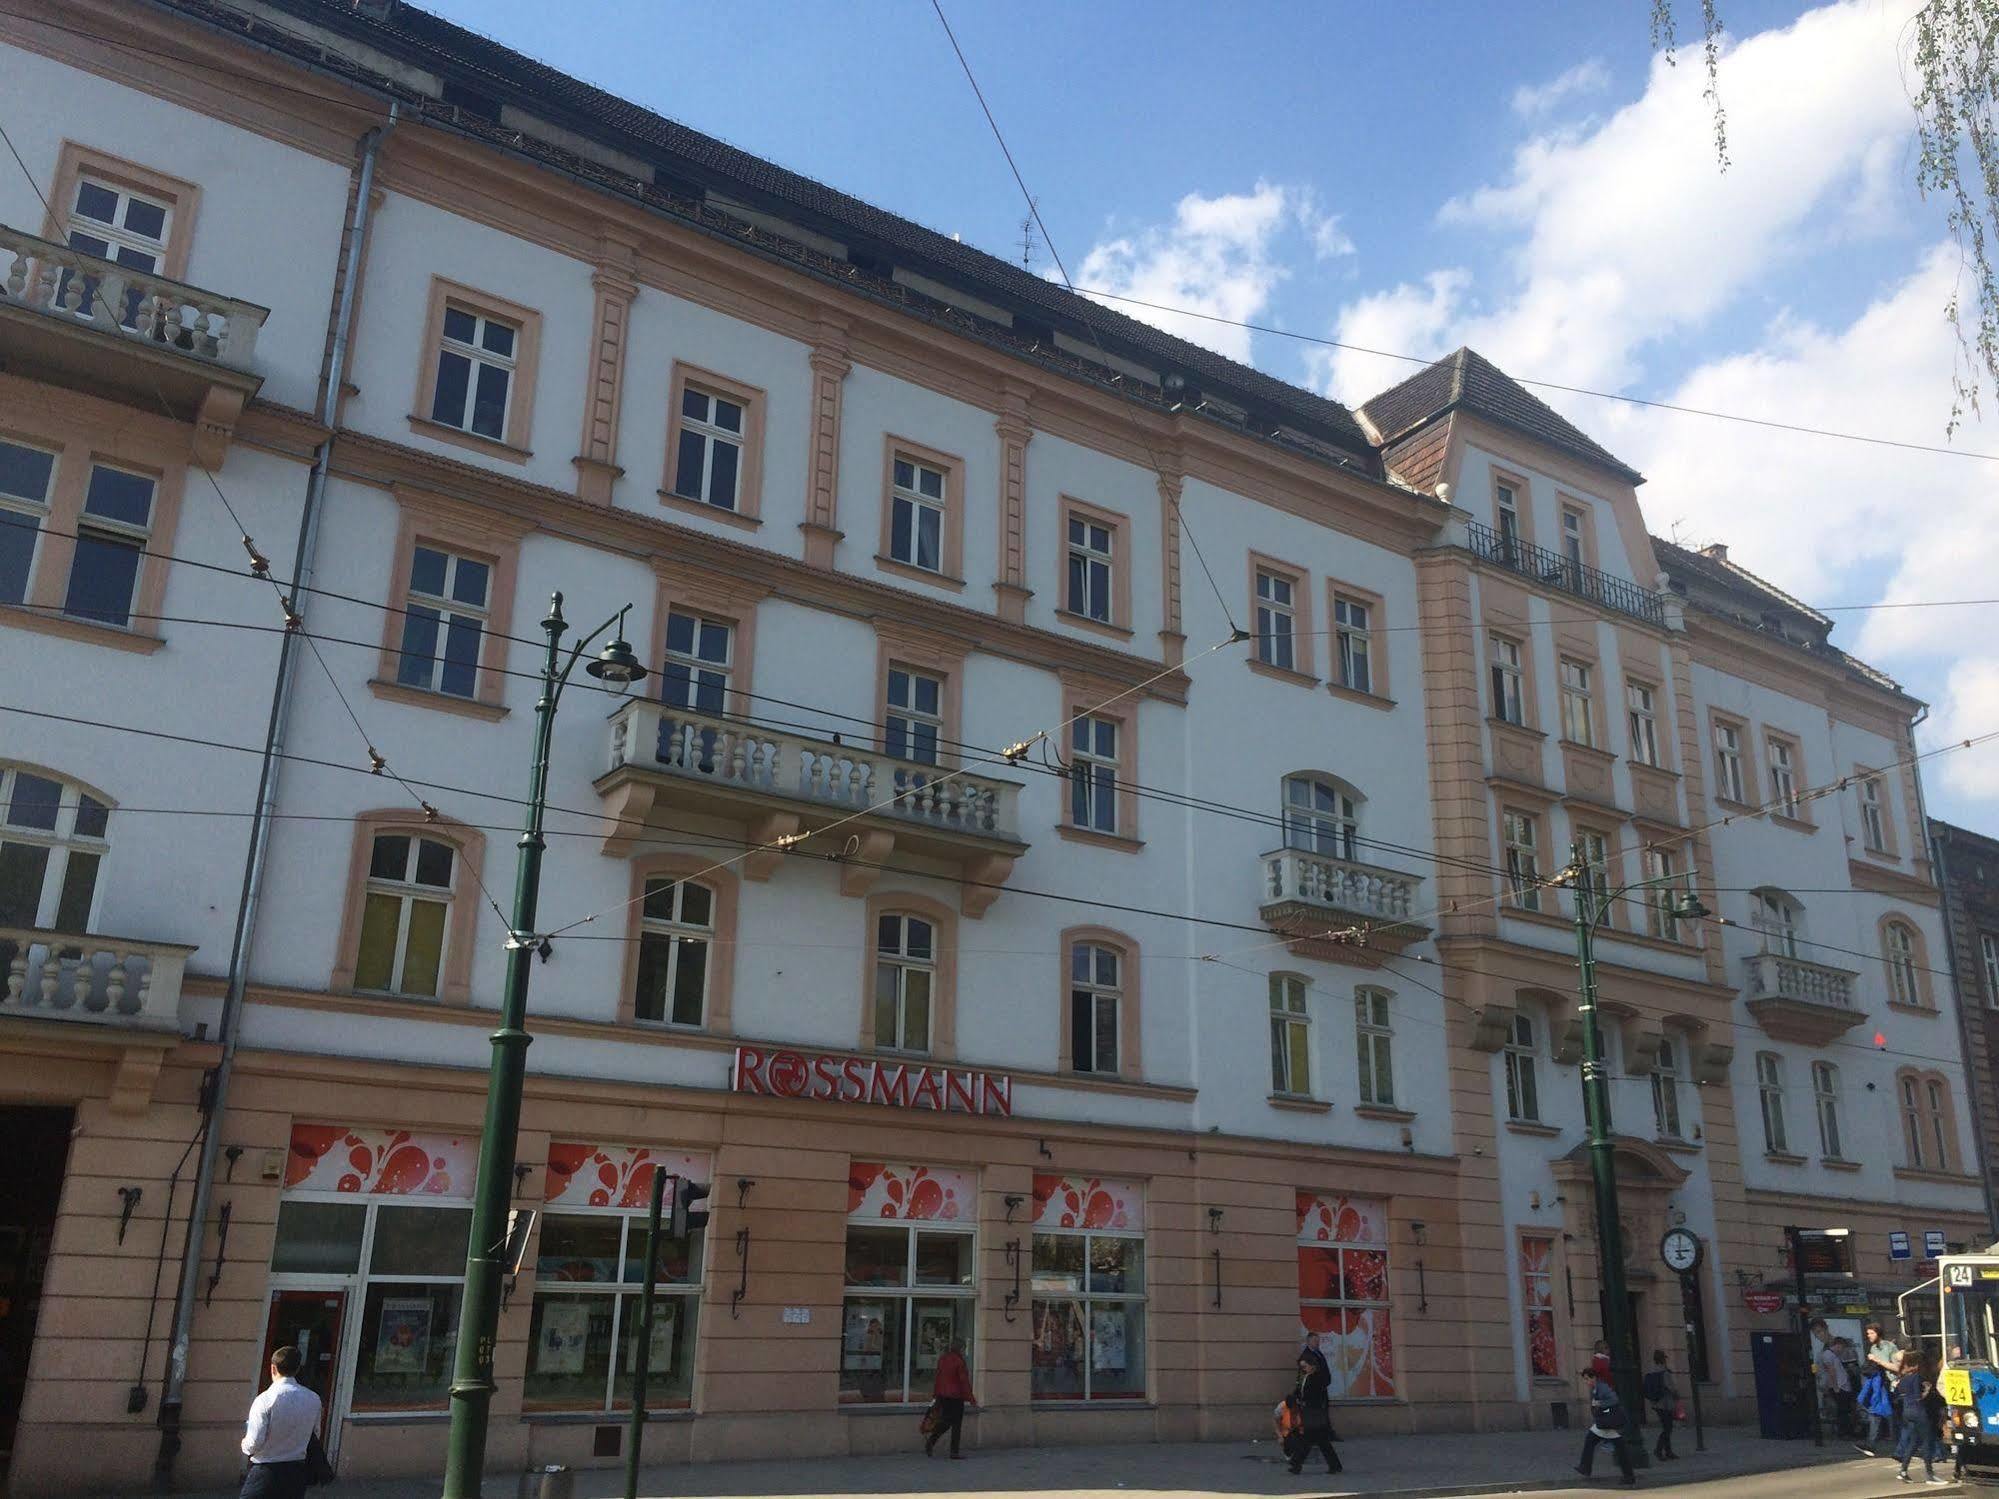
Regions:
[[1931, 819, 1999, 1229], [0, 1, 1987, 1493]]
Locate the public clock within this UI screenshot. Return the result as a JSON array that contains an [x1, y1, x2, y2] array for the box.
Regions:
[[1660, 1226, 1703, 1274]]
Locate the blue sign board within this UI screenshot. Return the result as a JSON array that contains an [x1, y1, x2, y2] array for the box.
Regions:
[[1890, 1231, 1913, 1260], [1926, 1230, 1949, 1258]]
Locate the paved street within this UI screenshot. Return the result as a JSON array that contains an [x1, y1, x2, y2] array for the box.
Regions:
[[100, 1425, 1949, 1499]]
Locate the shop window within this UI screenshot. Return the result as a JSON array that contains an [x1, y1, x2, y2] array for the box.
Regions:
[[1521, 1235, 1558, 1378], [1029, 1174, 1145, 1401], [842, 1163, 976, 1405], [1296, 1192, 1394, 1399]]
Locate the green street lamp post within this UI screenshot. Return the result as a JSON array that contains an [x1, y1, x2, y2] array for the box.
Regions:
[[1563, 841, 1707, 1464], [442, 592, 645, 1499]]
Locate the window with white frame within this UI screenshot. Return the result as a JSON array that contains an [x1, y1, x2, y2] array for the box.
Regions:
[[1283, 775, 1358, 861], [430, 303, 518, 442], [0, 439, 56, 606], [1651, 1035, 1683, 1140], [1982, 933, 1999, 1006], [1577, 828, 1614, 927], [1502, 808, 1541, 911], [395, 545, 490, 699], [1069, 940, 1122, 1076], [874, 913, 934, 1054], [1030, 1176, 1146, 1401], [659, 610, 732, 715], [633, 878, 712, 1027], [1643, 847, 1684, 940], [1334, 594, 1372, 693], [1355, 988, 1394, 1107], [1069, 716, 1119, 834], [1066, 513, 1114, 624], [1812, 1061, 1843, 1160], [0, 767, 108, 933], [1751, 889, 1801, 958], [63, 175, 170, 324], [844, 1170, 977, 1404], [1714, 721, 1746, 802], [1296, 1194, 1394, 1398], [888, 453, 946, 573], [1626, 682, 1660, 767], [1559, 659, 1595, 746], [64, 464, 155, 628], [1769, 737, 1800, 817], [1504, 1012, 1541, 1122], [1255, 569, 1298, 672], [885, 667, 943, 766], [1859, 776, 1889, 851], [1885, 921, 1922, 1005], [1756, 1053, 1789, 1155], [1490, 636, 1525, 725], [670, 385, 745, 511], [1270, 973, 1311, 1097], [354, 833, 455, 999]]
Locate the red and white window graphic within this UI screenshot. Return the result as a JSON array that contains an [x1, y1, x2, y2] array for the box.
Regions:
[[1296, 1191, 1394, 1400], [284, 1123, 475, 1197], [1521, 1234, 1559, 1378], [847, 1161, 975, 1221], [1030, 1173, 1142, 1232], [543, 1141, 710, 1211]]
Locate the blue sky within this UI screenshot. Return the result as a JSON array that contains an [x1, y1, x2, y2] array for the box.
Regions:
[[423, 0, 1999, 826]]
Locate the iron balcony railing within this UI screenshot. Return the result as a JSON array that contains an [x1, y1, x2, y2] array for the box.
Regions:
[[1466, 519, 1666, 628]]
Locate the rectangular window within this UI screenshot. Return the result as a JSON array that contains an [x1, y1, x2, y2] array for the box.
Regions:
[[1769, 738, 1799, 817], [354, 833, 454, 999], [1069, 942, 1121, 1075], [885, 667, 943, 766], [1066, 513, 1115, 624], [1496, 483, 1521, 555], [843, 1188, 976, 1407], [62, 173, 170, 324], [1927, 1079, 1950, 1171], [1504, 1013, 1540, 1123], [1284, 776, 1358, 861], [633, 878, 713, 1027], [888, 453, 947, 573], [1559, 659, 1594, 746], [1651, 1037, 1683, 1140], [1626, 683, 1660, 767], [1490, 637, 1525, 725], [660, 611, 732, 715], [430, 303, 518, 442], [1859, 776, 1888, 851], [1560, 506, 1585, 573], [395, 545, 490, 699], [874, 913, 934, 1054], [1503, 808, 1541, 912], [1757, 1054, 1788, 1155], [0, 439, 56, 606], [64, 464, 155, 628], [1521, 1235, 1559, 1378], [1296, 1193, 1394, 1398], [1643, 848, 1682, 941], [1069, 716, 1119, 835], [670, 384, 746, 512], [1982, 934, 1999, 1007], [1902, 1075, 1927, 1169], [1714, 721, 1746, 802], [1255, 568, 1297, 672], [1355, 989, 1393, 1107], [1031, 1194, 1145, 1402], [1270, 974, 1311, 1097], [1577, 829, 1614, 928], [1813, 1062, 1842, 1160], [1334, 594, 1372, 694]]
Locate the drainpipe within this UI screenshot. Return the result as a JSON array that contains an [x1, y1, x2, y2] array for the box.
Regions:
[[154, 109, 394, 1487]]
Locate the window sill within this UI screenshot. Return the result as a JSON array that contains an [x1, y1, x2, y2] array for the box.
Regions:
[[1769, 811, 1817, 834], [407, 413, 532, 465], [1886, 1001, 1938, 1017], [368, 678, 509, 721], [1712, 795, 1760, 815], [1056, 825, 1144, 854], [1655, 1136, 1702, 1156], [658, 489, 762, 530], [1822, 1158, 1863, 1172], [1893, 1166, 1980, 1186], [1246, 658, 1318, 689], [1354, 1104, 1416, 1123], [1505, 1119, 1562, 1138], [0, 602, 165, 653], [1053, 607, 1134, 641], [1326, 681, 1394, 711], [1268, 1093, 1332, 1114], [346, 1410, 450, 1424], [873, 554, 966, 592], [1487, 716, 1545, 738], [1764, 1151, 1807, 1166], [1558, 737, 1615, 764], [523, 1408, 693, 1424]]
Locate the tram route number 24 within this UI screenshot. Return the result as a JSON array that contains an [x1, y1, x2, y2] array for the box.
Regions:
[[1949, 1264, 1975, 1288]]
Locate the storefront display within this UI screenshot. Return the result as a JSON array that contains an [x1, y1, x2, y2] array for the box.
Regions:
[[1297, 1192, 1394, 1400], [1029, 1174, 1145, 1400], [840, 1162, 976, 1405]]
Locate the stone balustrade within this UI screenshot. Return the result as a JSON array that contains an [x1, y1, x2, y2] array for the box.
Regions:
[[1262, 847, 1420, 922], [0, 925, 192, 1031], [1743, 949, 1857, 1009], [1, 223, 267, 370]]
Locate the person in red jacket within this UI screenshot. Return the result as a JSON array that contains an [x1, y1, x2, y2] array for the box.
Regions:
[[926, 1340, 976, 1459]]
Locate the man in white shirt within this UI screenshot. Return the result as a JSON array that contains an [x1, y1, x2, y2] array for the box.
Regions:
[[239, 1345, 323, 1498]]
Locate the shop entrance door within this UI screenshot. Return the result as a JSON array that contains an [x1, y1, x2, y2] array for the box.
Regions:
[[0, 1106, 73, 1474], [261, 1290, 346, 1449]]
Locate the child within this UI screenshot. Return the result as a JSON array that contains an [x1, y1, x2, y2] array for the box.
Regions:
[[1893, 1352, 1946, 1484]]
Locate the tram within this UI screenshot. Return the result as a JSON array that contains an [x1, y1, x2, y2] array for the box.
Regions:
[[1901, 1252, 1999, 1483]]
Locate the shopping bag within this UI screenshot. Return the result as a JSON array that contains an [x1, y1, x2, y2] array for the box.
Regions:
[[305, 1432, 335, 1487], [919, 1400, 941, 1436], [1673, 1401, 1688, 1422]]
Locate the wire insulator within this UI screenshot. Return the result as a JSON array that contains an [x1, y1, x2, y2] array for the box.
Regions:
[[367, 747, 386, 775]]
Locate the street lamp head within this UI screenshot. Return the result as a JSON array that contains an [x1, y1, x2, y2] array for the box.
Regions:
[[586, 613, 646, 694], [1671, 891, 1710, 921]]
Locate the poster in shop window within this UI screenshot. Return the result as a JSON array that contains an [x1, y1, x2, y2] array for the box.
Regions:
[[914, 1308, 955, 1372], [374, 1297, 432, 1374], [536, 1299, 589, 1375], [1091, 1307, 1128, 1373], [623, 1301, 676, 1372], [843, 1303, 887, 1371]]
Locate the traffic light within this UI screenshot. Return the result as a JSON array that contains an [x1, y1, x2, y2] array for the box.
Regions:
[[671, 1177, 711, 1238]]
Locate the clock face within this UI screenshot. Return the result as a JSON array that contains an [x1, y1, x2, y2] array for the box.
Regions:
[[1662, 1229, 1701, 1272]]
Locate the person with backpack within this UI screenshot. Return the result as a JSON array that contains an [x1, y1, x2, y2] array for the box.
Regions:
[[1283, 1353, 1341, 1475], [1577, 1361, 1637, 1485], [1643, 1351, 1680, 1460]]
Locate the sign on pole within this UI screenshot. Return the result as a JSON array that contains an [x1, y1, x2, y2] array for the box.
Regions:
[[1889, 1231, 1912, 1261]]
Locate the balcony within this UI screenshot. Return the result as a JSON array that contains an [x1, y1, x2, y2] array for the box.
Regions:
[[1, 925, 194, 1113], [595, 701, 1027, 915], [1, 225, 267, 463], [1466, 519, 1666, 628], [1742, 949, 1866, 1045], [1257, 847, 1430, 965]]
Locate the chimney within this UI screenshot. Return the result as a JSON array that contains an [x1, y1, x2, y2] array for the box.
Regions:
[[1700, 542, 1729, 563]]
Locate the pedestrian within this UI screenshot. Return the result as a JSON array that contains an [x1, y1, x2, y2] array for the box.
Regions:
[[1921, 1352, 1951, 1476], [1858, 1323, 1902, 1455], [1892, 1351, 1945, 1484], [1830, 1338, 1861, 1438], [1285, 1354, 1341, 1476], [1812, 1320, 1851, 1435], [239, 1346, 323, 1499], [1577, 1361, 1637, 1486], [924, 1339, 975, 1460], [1643, 1351, 1679, 1460], [1300, 1330, 1331, 1385]]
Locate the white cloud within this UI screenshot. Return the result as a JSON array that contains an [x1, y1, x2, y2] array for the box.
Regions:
[[1511, 59, 1611, 118]]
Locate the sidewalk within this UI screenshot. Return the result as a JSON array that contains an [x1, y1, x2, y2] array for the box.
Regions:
[[127, 1423, 1894, 1499]]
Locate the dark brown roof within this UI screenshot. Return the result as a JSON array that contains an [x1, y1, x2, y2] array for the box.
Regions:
[[1358, 347, 1643, 485]]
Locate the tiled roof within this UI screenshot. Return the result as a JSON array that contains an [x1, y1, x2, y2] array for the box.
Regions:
[[233, 0, 1376, 460], [1357, 347, 1643, 485]]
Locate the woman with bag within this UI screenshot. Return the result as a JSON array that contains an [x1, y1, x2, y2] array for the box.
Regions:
[[1643, 1351, 1680, 1461], [923, 1340, 975, 1460]]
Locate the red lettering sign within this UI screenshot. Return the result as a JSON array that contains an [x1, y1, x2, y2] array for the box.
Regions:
[[731, 1046, 1013, 1117], [1743, 1290, 1786, 1314]]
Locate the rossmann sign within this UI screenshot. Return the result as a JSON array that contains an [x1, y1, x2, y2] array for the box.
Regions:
[[730, 1045, 1014, 1117]]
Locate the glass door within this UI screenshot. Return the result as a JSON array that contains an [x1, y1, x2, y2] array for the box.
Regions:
[[261, 1289, 346, 1449]]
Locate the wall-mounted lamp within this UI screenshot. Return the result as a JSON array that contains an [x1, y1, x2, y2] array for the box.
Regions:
[[1409, 1220, 1427, 1247], [1003, 1194, 1025, 1224], [116, 1186, 142, 1245], [1207, 1208, 1225, 1233], [511, 1163, 532, 1199], [1037, 1139, 1053, 1160]]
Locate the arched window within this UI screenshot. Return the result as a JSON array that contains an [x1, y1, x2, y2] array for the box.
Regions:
[[1750, 888, 1802, 959], [0, 765, 109, 932], [1504, 1011, 1540, 1123], [1283, 775, 1359, 861], [1900, 1069, 1961, 1172], [1811, 1061, 1842, 1160], [1884, 920, 1923, 1006], [1270, 973, 1312, 1097], [355, 832, 457, 998], [634, 877, 715, 1026], [1355, 987, 1394, 1107], [875, 912, 936, 1054]]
